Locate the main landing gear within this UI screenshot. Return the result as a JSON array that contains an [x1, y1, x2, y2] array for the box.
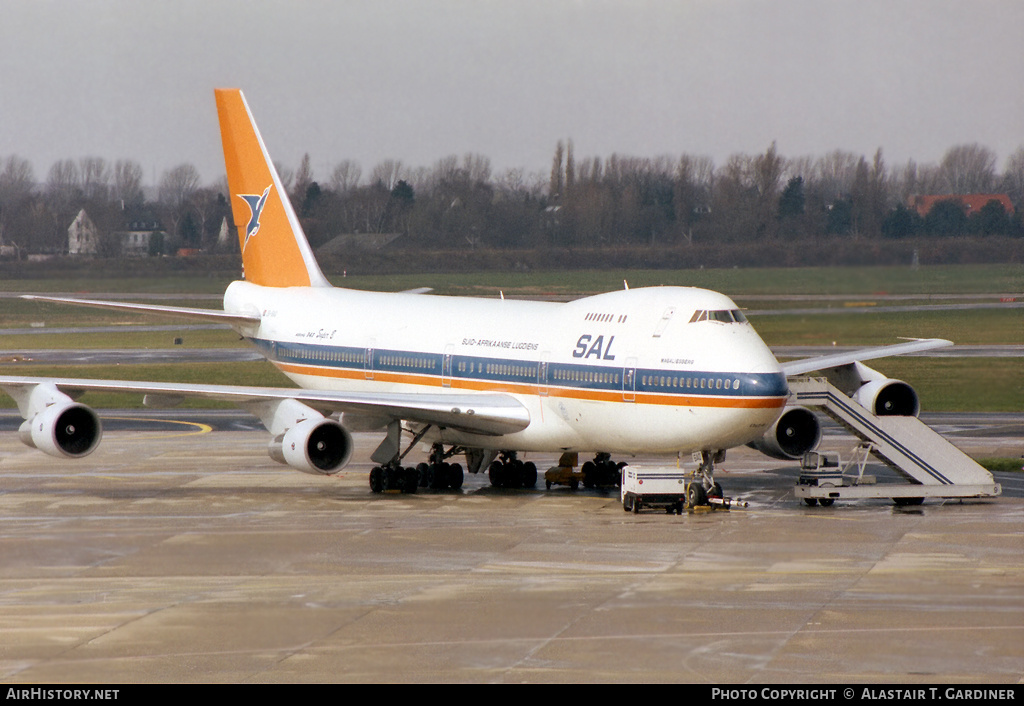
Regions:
[[582, 452, 626, 489], [369, 464, 419, 494], [368, 425, 464, 494], [416, 443, 464, 490], [488, 451, 538, 489]]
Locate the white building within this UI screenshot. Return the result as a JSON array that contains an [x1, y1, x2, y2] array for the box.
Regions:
[[67, 209, 98, 255]]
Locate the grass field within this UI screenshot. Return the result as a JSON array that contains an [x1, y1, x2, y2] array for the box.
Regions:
[[1, 264, 1021, 412], [3, 262, 1022, 296], [749, 308, 1022, 347]]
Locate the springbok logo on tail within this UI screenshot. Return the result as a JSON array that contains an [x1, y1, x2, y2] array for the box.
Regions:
[[238, 185, 271, 251]]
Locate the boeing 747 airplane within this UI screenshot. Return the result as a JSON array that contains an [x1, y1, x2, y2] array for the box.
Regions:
[[1, 89, 951, 504]]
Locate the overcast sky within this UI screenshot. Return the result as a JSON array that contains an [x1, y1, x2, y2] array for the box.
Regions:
[[1, 0, 1021, 188]]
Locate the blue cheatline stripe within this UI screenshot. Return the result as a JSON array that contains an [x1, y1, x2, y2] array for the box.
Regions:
[[797, 389, 952, 485], [249, 337, 788, 401]]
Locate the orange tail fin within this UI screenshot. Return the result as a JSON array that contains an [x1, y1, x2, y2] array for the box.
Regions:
[[215, 88, 329, 288]]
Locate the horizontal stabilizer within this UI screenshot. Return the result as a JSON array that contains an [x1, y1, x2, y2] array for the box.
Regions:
[[20, 295, 261, 327]]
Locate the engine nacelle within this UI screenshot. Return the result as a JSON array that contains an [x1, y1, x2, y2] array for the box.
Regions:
[[852, 378, 920, 417], [268, 417, 353, 476], [18, 399, 102, 458], [822, 361, 920, 417], [747, 406, 822, 460]]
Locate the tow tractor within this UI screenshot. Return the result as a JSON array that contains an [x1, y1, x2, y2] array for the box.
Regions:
[[621, 462, 747, 513]]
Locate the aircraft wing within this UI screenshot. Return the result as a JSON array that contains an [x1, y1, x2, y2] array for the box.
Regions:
[[20, 295, 261, 327], [0, 375, 530, 436], [779, 338, 953, 376]]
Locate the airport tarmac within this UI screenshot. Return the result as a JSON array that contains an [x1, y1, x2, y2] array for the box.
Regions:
[[0, 418, 1021, 684]]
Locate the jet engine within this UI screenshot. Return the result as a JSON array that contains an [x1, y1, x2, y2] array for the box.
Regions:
[[852, 378, 919, 417], [748, 406, 822, 460], [18, 397, 102, 458], [268, 417, 353, 475], [824, 361, 920, 417]]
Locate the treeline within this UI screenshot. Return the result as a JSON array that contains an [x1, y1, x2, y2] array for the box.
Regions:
[[299, 142, 1024, 250], [0, 158, 231, 256], [1, 142, 1022, 259]]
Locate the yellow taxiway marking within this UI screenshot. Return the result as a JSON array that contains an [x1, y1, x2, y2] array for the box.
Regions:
[[101, 416, 214, 440]]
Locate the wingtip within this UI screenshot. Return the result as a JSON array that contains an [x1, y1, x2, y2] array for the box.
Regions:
[[899, 337, 954, 347]]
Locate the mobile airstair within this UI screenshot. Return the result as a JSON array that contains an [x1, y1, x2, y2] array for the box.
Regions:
[[787, 378, 1001, 505]]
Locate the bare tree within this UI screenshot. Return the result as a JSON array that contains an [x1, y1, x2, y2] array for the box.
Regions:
[[403, 165, 430, 195], [939, 143, 997, 194], [549, 141, 564, 199], [159, 163, 201, 239], [370, 159, 405, 191], [274, 161, 294, 195], [0, 155, 35, 205], [577, 156, 602, 184], [564, 140, 575, 198], [329, 160, 362, 194], [462, 153, 492, 185], [814, 150, 859, 201], [891, 159, 920, 203], [79, 156, 110, 202], [292, 152, 313, 205], [429, 155, 462, 193], [159, 163, 200, 209], [191, 187, 224, 248], [112, 159, 145, 208], [675, 153, 715, 242], [1000, 146, 1024, 210], [46, 159, 82, 214], [752, 142, 784, 198], [0, 155, 36, 250]]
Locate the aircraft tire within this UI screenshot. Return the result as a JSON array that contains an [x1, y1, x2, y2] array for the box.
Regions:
[[403, 467, 418, 494], [581, 461, 596, 488], [507, 460, 524, 489], [687, 482, 708, 508], [449, 463, 464, 490], [488, 461, 503, 488], [522, 462, 537, 488]]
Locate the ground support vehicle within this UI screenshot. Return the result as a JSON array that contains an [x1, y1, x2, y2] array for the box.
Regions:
[[619, 465, 744, 513], [545, 465, 583, 490], [790, 378, 1000, 506], [621, 466, 687, 513]]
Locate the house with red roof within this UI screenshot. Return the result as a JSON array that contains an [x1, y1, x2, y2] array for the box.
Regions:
[[908, 194, 1015, 218]]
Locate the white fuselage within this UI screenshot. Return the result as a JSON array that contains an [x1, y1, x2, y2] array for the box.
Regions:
[[224, 281, 789, 455]]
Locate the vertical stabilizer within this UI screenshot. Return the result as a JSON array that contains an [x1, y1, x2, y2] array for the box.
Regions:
[[215, 88, 330, 288]]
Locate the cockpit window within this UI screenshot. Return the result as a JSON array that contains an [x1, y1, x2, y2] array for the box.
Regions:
[[689, 309, 747, 324]]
